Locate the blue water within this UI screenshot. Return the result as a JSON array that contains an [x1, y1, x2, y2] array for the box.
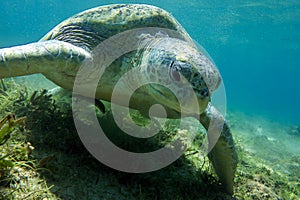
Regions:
[[1, 0, 299, 124]]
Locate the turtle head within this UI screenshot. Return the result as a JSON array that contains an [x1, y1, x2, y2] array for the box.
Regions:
[[138, 36, 221, 116]]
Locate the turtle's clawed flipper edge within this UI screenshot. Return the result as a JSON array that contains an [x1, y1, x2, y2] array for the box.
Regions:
[[199, 104, 238, 195], [0, 40, 90, 79]]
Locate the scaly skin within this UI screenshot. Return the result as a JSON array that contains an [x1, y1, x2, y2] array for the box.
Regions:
[[0, 41, 90, 78], [0, 4, 237, 194], [200, 104, 238, 195]]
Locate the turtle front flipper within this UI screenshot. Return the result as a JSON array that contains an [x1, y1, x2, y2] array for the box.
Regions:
[[199, 103, 238, 195], [0, 40, 91, 78]]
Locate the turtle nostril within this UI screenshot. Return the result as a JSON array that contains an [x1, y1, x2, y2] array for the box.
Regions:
[[199, 88, 209, 97]]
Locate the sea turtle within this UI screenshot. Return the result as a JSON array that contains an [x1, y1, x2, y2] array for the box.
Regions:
[[0, 4, 238, 194]]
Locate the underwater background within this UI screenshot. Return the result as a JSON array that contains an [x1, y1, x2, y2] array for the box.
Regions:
[[1, 0, 299, 123], [0, 0, 299, 199]]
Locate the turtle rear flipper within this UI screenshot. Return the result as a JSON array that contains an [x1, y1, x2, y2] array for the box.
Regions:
[[0, 40, 91, 79], [199, 104, 238, 195]]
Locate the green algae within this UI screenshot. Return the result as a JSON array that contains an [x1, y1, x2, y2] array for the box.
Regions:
[[0, 78, 299, 199]]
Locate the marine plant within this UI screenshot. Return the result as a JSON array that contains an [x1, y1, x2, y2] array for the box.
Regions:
[[0, 79, 299, 199]]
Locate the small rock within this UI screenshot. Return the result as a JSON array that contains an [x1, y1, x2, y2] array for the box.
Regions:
[[288, 125, 300, 136]]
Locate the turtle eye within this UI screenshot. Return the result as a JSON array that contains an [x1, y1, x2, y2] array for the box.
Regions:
[[169, 61, 181, 82]]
